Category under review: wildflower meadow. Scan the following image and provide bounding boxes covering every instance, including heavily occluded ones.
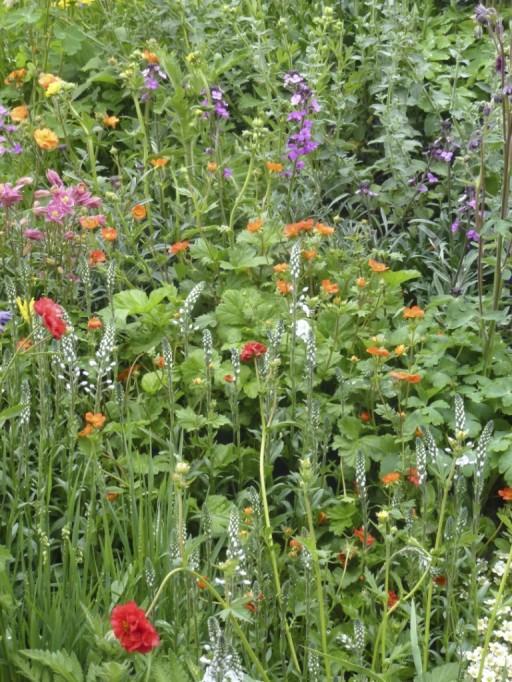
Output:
[3,0,512,680]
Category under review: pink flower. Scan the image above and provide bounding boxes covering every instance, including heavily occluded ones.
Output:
[23,229,44,241]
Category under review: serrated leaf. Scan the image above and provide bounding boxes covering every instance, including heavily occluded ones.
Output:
[21,649,84,682]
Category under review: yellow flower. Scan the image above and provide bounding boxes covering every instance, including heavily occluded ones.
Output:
[34,128,60,151]
[45,81,64,97]
[16,297,34,323]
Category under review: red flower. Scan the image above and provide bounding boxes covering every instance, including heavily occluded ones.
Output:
[240,341,267,362]
[34,297,67,340]
[387,590,399,608]
[110,602,160,654]
[353,526,375,547]
[407,467,420,486]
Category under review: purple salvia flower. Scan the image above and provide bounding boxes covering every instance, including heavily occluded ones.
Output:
[0,311,12,332]
[467,229,480,242]
[426,172,438,184]
[451,220,460,233]
[223,167,233,178]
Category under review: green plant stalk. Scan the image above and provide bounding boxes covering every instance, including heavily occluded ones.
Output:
[228,154,255,245]
[303,484,331,681]
[380,530,391,671]
[476,539,512,682]
[422,461,457,670]
[132,95,151,209]
[146,568,271,682]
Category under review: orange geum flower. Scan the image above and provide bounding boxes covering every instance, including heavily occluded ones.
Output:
[367,346,390,358]
[394,344,406,356]
[498,488,512,502]
[368,258,389,272]
[16,338,33,352]
[78,424,95,437]
[266,161,283,173]
[321,279,339,295]
[354,527,375,546]
[87,317,103,330]
[101,227,118,241]
[38,73,61,90]
[356,277,367,288]
[389,370,422,384]
[103,114,120,129]
[150,157,169,168]
[207,161,218,172]
[168,240,190,255]
[131,204,147,221]
[381,471,401,486]
[315,222,335,236]
[359,410,371,423]
[10,104,29,122]
[276,280,293,295]
[246,218,263,233]
[403,305,425,319]
[4,68,27,86]
[88,249,107,266]
[273,262,288,273]
[80,215,102,230]
[142,49,160,64]
[154,355,166,369]
[33,128,59,151]
[302,249,317,261]
[85,412,106,429]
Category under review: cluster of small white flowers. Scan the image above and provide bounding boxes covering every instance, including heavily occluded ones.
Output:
[465,605,512,680]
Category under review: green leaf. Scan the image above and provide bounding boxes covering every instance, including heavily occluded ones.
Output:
[327,499,357,536]
[21,649,84,682]
[203,495,233,534]
[380,269,421,287]
[410,601,423,677]
[175,407,208,432]
[141,371,165,394]
[0,546,13,572]
[0,404,22,426]
[414,663,460,681]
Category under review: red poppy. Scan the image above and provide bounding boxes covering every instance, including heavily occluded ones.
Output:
[110,602,159,654]
[34,297,67,340]
[240,341,267,362]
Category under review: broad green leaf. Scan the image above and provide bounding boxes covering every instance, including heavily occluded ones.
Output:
[380,269,420,286]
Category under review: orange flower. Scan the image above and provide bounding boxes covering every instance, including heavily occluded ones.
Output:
[403,305,425,319]
[80,215,102,230]
[315,222,335,236]
[10,104,29,122]
[207,161,218,172]
[368,258,388,272]
[321,279,339,295]
[153,355,166,369]
[150,157,169,168]
[103,114,120,129]
[246,218,263,233]
[87,317,103,330]
[498,488,512,502]
[394,344,406,356]
[276,280,293,295]
[317,511,328,526]
[117,364,141,382]
[367,346,390,358]
[273,262,288,273]
[4,68,27,86]
[38,73,61,90]
[356,277,367,288]
[283,219,314,238]
[389,370,422,384]
[88,249,107,266]
[302,249,317,261]
[289,538,302,552]
[78,424,95,437]
[434,575,447,587]
[381,471,401,486]
[33,128,59,151]
[359,410,371,423]
[196,576,208,590]
[16,338,33,352]
[407,467,420,486]
[85,412,106,429]
[101,227,118,242]
[106,491,119,502]
[168,240,190,255]
[266,161,283,173]
[224,374,235,383]
[142,49,160,64]
[354,527,375,547]
[131,204,147,221]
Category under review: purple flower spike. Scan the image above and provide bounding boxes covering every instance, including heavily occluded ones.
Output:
[0,311,12,332]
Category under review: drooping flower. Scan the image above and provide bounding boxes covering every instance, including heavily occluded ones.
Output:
[110,602,160,654]
[353,527,375,547]
[0,311,12,333]
[403,305,424,319]
[498,488,512,502]
[387,591,399,608]
[240,341,267,362]
[33,128,59,151]
[168,240,190,255]
[87,317,103,330]
[368,258,388,273]
[381,472,401,486]
[131,204,147,221]
[389,370,422,384]
[33,297,67,340]
[367,346,390,358]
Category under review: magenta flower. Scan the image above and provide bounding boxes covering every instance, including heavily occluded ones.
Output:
[24,229,45,241]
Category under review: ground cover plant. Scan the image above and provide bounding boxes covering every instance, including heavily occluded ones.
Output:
[3,0,512,680]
